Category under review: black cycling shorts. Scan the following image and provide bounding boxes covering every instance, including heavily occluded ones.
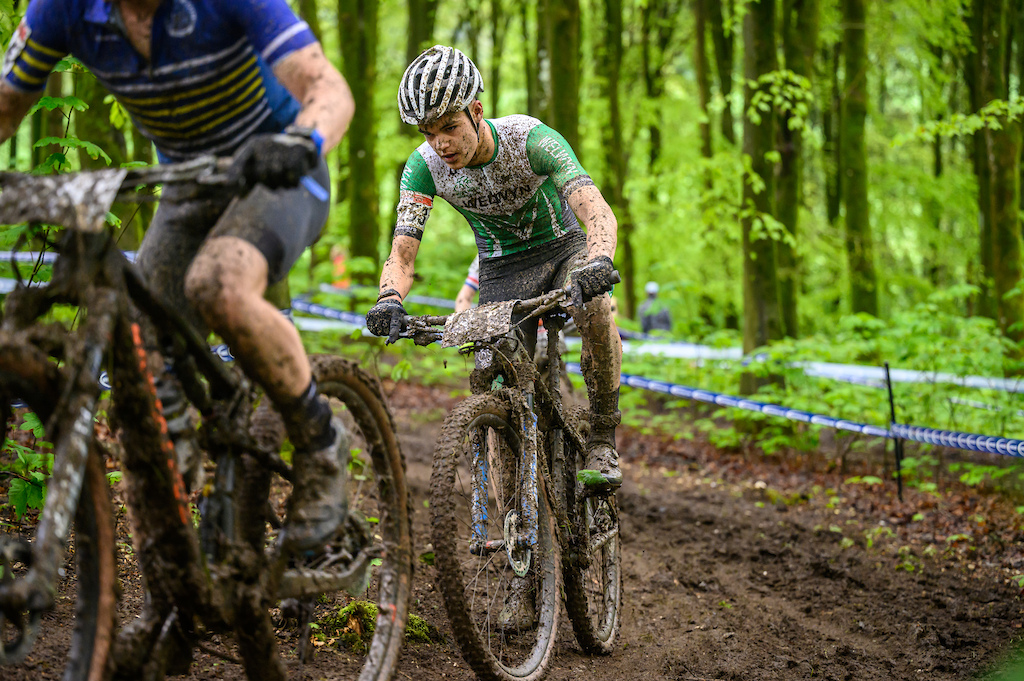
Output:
[478,230,587,353]
[135,157,331,326]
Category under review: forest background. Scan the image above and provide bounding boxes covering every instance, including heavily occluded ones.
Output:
[4,0,1024,498]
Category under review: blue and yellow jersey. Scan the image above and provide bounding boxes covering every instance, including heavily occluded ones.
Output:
[2,0,316,161]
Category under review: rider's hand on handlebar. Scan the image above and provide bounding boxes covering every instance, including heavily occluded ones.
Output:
[231,130,319,189]
[366,296,407,344]
[569,255,619,308]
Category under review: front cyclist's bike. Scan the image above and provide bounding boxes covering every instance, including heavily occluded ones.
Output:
[401,287,622,681]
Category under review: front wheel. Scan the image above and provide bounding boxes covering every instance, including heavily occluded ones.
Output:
[0,342,117,681]
[560,406,621,655]
[430,393,560,681]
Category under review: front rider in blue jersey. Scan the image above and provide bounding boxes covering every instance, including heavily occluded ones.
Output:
[0,0,354,554]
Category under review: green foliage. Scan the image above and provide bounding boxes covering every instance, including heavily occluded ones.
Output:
[1,412,53,520]
[746,69,814,130]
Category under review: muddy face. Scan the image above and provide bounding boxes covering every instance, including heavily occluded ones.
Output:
[417,104,489,169]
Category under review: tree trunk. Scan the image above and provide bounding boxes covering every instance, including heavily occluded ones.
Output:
[822,43,842,225]
[741,0,782,393]
[297,0,324,41]
[777,0,819,337]
[600,0,637,319]
[708,0,735,145]
[339,0,380,278]
[841,0,878,316]
[490,0,510,114]
[694,0,713,168]
[641,0,680,173]
[522,0,540,117]
[968,0,1023,340]
[545,0,580,154]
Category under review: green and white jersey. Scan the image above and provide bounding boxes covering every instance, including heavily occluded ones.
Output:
[395,114,594,259]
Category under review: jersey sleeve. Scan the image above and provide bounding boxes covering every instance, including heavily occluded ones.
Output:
[2,3,69,93]
[223,0,317,67]
[525,124,594,197]
[395,149,437,241]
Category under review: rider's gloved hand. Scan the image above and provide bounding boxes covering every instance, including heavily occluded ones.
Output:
[232,126,321,189]
[366,290,407,344]
[569,255,618,308]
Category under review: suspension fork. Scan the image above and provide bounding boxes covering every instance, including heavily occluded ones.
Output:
[0,288,117,661]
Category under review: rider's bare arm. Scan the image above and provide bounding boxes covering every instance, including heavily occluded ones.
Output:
[379,235,420,301]
[568,184,618,262]
[0,81,42,145]
[274,43,353,154]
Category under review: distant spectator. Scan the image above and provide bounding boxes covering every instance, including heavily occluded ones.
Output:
[638,281,672,334]
[455,255,480,312]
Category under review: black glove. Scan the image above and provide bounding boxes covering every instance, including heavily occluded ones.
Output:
[232,129,319,189]
[569,255,618,308]
[366,297,407,344]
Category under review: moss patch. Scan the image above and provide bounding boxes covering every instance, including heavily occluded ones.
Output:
[317,601,440,651]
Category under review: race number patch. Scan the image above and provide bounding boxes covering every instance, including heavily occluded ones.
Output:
[2,19,31,79]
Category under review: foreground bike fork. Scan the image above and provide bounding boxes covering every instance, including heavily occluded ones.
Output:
[0,290,117,664]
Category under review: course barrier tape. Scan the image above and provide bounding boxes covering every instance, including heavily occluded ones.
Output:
[3,271,1022,393]
[567,361,1024,458]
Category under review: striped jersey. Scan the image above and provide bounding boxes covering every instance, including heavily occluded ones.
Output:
[2,0,316,161]
[396,114,593,259]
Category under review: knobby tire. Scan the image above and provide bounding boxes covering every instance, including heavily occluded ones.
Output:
[559,406,621,655]
[309,354,413,681]
[430,393,560,681]
[0,341,117,681]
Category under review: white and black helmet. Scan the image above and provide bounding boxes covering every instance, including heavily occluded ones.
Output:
[398,45,484,125]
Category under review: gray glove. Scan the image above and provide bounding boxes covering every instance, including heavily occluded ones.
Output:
[366,296,407,344]
[232,131,319,189]
[569,255,618,308]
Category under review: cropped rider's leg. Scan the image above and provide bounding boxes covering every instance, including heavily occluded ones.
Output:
[183,166,344,552]
[135,187,231,493]
[571,291,623,492]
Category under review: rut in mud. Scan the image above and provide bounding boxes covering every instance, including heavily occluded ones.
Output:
[5,380,1024,681]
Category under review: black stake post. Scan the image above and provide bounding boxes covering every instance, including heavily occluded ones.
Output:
[884,362,904,502]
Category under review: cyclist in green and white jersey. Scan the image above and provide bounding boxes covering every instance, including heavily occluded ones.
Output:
[366,45,623,494]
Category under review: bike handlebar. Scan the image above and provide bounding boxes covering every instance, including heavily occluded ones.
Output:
[398,267,621,346]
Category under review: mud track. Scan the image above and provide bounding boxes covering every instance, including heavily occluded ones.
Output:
[6,381,1024,680]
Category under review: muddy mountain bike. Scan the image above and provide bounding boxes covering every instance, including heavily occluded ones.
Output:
[401,286,622,681]
[0,157,413,681]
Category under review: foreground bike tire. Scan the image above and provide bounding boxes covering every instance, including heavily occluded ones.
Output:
[0,342,118,681]
[310,355,414,681]
[560,406,621,655]
[430,393,560,681]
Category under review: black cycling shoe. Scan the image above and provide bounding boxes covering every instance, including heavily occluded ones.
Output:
[282,415,349,552]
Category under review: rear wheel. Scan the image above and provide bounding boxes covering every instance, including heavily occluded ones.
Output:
[311,354,413,681]
[560,406,621,654]
[430,393,560,681]
[0,342,117,681]
[239,356,413,681]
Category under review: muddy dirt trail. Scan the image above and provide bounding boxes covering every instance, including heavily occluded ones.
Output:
[7,382,1024,681]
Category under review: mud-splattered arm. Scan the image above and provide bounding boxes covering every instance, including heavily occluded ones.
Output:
[274,43,353,154]
[568,184,617,262]
[378,236,421,302]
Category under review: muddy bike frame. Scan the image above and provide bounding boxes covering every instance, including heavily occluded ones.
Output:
[0,159,401,679]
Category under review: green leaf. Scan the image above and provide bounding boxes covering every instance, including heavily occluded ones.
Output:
[105,212,122,227]
[33,136,111,164]
[8,478,28,519]
[27,95,88,116]
[21,411,45,439]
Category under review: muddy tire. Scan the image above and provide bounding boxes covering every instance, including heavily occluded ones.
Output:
[430,393,560,681]
[310,354,414,681]
[561,405,621,655]
[0,342,117,681]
